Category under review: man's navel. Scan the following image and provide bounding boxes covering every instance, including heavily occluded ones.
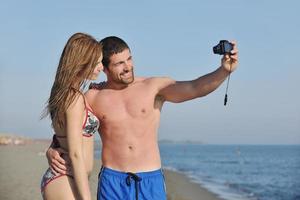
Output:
[128,145,134,150]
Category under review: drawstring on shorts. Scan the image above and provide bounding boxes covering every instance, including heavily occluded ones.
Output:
[126,172,142,200]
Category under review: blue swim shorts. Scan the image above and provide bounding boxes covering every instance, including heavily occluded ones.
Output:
[97,166,167,200]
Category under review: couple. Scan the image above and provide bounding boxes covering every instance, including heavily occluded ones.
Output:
[41,32,239,200]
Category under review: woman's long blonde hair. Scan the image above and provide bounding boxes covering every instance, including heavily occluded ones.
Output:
[44,32,102,128]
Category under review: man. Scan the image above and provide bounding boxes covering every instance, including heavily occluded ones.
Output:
[48,36,238,200]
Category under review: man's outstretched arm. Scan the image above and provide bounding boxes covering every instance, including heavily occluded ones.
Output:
[158,41,238,103]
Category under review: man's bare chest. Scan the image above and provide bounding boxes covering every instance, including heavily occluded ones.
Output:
[93,89,158,123]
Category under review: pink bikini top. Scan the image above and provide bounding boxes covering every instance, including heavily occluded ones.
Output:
[55,108,99,139]
[81,108,100,137]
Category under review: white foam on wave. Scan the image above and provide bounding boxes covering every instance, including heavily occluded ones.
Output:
[163,166,179,172]
[164,165,256,200]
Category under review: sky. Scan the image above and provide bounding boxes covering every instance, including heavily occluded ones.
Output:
[0,0,299,144]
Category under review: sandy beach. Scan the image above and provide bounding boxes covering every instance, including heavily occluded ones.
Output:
[0,140,223,200]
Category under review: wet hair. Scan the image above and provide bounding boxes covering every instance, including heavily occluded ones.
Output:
[99,36,130,69]
[43,32,102,128]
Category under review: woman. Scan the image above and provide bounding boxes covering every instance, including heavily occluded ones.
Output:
[41,32,103,200]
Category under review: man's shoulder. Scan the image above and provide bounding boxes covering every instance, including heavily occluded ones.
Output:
[137,76,172,83]
[142,76,174,86]
[137,76,175,94]
[85,82,106,97]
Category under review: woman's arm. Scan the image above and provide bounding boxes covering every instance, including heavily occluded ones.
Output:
[66,94,91,200]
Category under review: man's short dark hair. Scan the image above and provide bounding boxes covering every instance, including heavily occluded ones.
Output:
[99,36,130,69]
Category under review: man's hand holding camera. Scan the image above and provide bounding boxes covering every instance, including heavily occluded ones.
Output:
[222,41,238,73]
[213,40,239,73]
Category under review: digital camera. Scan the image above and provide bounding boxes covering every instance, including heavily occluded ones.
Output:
[213,40,233,55]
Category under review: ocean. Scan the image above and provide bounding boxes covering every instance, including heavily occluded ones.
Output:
[159,144,300,200]
[94,144,300,200]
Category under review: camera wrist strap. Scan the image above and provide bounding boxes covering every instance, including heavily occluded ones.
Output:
[224,65,232,106]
